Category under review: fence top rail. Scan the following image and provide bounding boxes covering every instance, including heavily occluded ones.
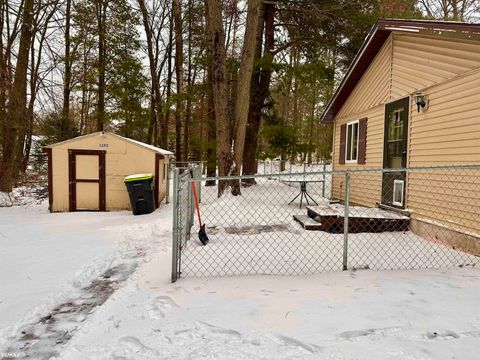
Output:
[192,164,480,182]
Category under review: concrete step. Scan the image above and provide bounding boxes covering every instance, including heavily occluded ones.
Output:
[293,214,323,231]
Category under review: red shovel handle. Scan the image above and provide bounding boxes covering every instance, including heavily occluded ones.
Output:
[191,181,202,226]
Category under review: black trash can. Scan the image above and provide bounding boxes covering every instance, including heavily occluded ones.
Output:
[124,173,156,215]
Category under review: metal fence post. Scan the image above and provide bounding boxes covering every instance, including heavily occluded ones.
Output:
[188,167,194,239]
[166,164,170,204]
[322,161,326,197]
[171,168,180,282]
[343,172,350,271]
[196,165,202,203]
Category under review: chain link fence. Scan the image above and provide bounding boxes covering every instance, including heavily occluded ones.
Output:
[171,165,480,281]
[258,159,330,176]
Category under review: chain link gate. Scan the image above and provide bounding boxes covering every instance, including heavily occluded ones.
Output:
[172,165,480,282]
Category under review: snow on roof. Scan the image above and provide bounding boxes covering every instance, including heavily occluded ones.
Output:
[117,134,174,156]
[45,131,173,156]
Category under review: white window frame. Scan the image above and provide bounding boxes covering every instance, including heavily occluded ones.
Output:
[393,179,404,206]
[345,120,360,164]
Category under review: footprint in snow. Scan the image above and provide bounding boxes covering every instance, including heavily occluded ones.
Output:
[153,295,178,309]
[117,336,151,354]
[425,330,460,340]
[148,296,178,319]
[195,321,242,339]
[338,326,402,340]
[271,334,322,354]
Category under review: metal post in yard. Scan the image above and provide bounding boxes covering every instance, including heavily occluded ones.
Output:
[303,162,306,173]
[322,162,326,197]
[343,172,350,271]
[166,165,170,204]
[171,168,180,282]
[196,165,202,203]
[188,168,194,239]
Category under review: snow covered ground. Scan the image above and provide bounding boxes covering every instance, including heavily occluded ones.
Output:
[0,202,172,359]
[60,266,480,360]
[181,178,478,277]
[1,187,480,359]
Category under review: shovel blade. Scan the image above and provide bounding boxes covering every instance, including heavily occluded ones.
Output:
[198,224,209,245]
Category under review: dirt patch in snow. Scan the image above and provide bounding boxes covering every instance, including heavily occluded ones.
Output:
[223,224,300,235]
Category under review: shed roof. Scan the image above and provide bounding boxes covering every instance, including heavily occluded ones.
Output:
[320,18,480,124]
[45,131,174,156]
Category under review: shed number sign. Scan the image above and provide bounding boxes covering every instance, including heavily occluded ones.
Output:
[99,143,109,148]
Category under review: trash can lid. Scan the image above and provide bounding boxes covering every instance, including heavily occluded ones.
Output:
[124,173,154,183]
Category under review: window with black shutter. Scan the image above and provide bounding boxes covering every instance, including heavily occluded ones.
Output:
[339,118,367,165]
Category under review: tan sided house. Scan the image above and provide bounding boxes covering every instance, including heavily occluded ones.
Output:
[321,19,480,253]
[44,132,173,212]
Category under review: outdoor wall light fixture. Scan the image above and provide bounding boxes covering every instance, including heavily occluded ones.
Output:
[414,91,428,112]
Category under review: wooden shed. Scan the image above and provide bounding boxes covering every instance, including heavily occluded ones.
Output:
[321,19,480,253]
[43,132,173,212]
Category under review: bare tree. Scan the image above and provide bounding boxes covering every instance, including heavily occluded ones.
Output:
[230,0,262,195]
[0,0,23,153]
[61,0,73,140]
[172,0,184,161]
[1,0,35,192]
[205,0,230,196]
[95,0,109,131]
[418,0,480,21]
[242,3,275,184]
[137,0,170,146]
[21,0,61,172]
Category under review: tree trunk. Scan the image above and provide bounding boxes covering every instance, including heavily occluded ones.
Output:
[183,0,193,161]
[0,0,8,149]
[138,0,164,146]
[206,0,230,196]
[61,0,72,140]
[172,0,184,162]
[162,33,173,149]
[230,0,262,195]
[0,0,35,192]
[241,3,275,186]
[163,19,174,148]
[96,0,108,132]
[204,0,216,186]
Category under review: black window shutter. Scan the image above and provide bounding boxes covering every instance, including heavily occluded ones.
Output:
[339,124,346,165]
[357,118,368,164]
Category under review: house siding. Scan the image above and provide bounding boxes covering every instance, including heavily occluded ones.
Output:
[337,35,392,118]
[332,31,480,217]
[332,35,392,207]
[331,104,385,207]
[406,68,480,235]
[391,33,480,99]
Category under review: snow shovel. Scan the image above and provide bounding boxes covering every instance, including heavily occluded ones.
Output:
[190,175,209,246]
